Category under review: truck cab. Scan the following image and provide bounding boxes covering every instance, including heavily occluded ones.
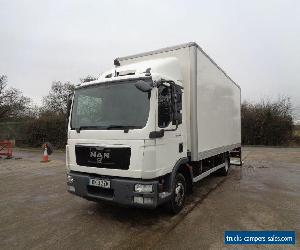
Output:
[66,57,189,212]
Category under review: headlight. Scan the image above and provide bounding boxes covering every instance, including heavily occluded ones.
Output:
[134,184,153,193]
[67,174,74,185]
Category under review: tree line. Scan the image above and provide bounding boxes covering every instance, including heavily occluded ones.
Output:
[241,98,295,146]
[0,75,96,148]
[0,74,298,148]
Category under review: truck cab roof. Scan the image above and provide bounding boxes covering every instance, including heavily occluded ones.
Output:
[78,57,183,89]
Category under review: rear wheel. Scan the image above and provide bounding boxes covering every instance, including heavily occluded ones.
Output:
[166,173,186,214]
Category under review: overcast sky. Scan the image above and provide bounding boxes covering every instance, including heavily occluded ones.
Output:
[1,0,300,118]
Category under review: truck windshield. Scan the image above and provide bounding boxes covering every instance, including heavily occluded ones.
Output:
[71,80,151,130]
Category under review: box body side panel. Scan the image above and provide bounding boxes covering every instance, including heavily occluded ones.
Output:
[196,49,241,156]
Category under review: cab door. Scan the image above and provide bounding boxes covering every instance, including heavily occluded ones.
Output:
[154,83,186,174]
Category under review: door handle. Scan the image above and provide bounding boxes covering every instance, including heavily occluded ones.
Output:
[179,143,183,153]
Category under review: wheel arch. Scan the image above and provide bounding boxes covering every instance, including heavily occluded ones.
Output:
[170,157,193,194]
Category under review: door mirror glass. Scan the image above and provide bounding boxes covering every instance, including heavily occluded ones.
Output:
[158,85,172,128]
[158,83,183,128]
[66,93,73,127]
[171,84,183,125]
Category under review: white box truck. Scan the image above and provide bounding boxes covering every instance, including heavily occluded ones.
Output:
[66,42,241,213]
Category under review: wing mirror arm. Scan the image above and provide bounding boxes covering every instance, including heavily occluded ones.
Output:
[164,120,179,132]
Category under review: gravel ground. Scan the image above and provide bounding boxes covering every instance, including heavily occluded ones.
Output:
[0,147,299,249]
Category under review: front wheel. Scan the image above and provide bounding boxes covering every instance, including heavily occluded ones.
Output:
[166,173,186,214]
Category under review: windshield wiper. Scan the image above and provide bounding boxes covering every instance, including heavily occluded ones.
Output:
[106,125,142,133]
[75,126,106,133]
[75,125,142,133]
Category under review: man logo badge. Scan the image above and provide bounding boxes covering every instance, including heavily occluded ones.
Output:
[90,151,110,164]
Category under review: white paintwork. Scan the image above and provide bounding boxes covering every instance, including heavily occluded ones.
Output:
[81,57,183,88]
[196,49,241,160]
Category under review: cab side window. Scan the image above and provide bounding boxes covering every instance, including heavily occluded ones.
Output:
[158,85,172,128]
[172,85,183,125]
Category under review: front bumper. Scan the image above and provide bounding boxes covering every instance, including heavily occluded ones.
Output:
[67,171,171,208]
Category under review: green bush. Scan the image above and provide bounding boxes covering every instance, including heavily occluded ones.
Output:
[25,114,67,149]
[242,98,293,145]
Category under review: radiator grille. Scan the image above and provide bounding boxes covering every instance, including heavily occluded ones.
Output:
[75,145,131,170]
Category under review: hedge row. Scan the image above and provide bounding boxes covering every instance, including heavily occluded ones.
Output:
[0,99,298,148]
[0,115,67,149]
[241,99,294,146]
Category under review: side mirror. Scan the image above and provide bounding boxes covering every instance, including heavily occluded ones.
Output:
[135,80,153,92]
[171,84,182,125]
[66,94,73,127]
[173,113,182,125]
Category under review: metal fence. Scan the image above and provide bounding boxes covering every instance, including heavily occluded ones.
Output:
[0,118,67,149]
[0,121,30,143]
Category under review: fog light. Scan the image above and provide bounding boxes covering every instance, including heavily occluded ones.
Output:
[67,174,74,185]
[143,197,153,204]
[134,184,153,193]
[133,196,144,204]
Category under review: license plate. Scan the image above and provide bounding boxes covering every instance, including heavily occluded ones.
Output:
[89,178,111,189]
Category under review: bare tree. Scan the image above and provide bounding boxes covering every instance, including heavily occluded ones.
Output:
[242,97,293,145]
[0,75,31,121]
[42,81,75,115]
[80,75,98,83]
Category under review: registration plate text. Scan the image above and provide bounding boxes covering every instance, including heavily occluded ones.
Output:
[89,178,111,189]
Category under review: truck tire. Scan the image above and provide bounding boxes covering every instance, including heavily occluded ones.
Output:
[218,157,230,176]
[166,173,186,214]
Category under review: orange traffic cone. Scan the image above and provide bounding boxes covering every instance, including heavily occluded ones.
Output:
[41,145,50,163]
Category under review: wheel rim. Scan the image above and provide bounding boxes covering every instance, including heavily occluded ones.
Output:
[174,182,185,206]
